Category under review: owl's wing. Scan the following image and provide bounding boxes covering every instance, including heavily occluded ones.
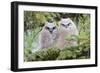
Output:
[40,31,52,49]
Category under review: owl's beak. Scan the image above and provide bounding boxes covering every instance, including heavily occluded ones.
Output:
[49,30,53,34]
[49,29,53,34]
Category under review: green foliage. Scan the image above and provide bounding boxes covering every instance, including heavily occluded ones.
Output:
[25,48,60,61]
[24,27,42,49]
[24,11,90,61]
[65,35,78,41]
[24,11,60,31]
[25,43,89,61]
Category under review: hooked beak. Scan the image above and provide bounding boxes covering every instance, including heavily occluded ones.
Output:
[49,29,53,34]
[49,30,53,34]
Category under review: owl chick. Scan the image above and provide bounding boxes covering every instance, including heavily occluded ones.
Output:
[39,22,59,49]
[56,18,79,49]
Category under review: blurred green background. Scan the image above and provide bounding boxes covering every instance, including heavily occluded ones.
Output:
[24,11,90,62]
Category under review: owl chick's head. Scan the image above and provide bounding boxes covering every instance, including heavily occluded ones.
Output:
[60,18,73,28]
[44,22,57,34]
[59,18,77,30]
[59,18,78,35]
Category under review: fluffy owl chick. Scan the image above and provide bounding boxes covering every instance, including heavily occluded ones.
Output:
[40,22,59,49]
[56,18,79,49]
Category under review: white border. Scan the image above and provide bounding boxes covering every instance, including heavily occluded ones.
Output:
[18,5,96,68]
